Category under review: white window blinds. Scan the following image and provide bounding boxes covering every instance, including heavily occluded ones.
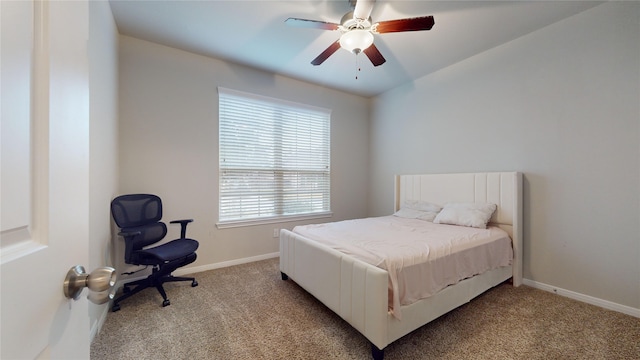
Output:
[218,87,331,225]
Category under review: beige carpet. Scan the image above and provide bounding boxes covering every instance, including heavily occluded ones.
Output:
[91,258,639,360]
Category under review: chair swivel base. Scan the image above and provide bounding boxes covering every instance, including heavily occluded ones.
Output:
[111,274,198,312]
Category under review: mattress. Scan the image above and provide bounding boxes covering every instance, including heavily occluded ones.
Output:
[292,216,513,319]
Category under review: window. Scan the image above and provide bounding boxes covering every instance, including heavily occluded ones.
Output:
[218,87,331,227]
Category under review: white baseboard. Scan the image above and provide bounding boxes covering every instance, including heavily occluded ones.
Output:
[522,279,640,318]
[90,303,111,343]
[113,252,280,290]
[174,252,279,276]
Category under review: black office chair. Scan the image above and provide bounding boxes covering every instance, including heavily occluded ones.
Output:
[110,194,199,312]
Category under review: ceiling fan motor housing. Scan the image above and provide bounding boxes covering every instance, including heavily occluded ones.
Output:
[341,11,372,30]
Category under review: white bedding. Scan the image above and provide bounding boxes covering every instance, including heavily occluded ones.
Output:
[293,216,513,319]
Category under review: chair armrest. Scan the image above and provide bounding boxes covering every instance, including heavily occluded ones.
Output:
[117,230,142,264]
[170,219,193,239]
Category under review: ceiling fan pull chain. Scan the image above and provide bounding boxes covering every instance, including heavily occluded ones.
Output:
[355,54,361,80]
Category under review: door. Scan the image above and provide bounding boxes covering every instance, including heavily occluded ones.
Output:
[1,0,91,358]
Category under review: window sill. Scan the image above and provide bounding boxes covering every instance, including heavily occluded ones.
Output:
[216,211,333,230]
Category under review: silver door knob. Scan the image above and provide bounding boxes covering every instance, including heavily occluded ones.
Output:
[63,265,117,304]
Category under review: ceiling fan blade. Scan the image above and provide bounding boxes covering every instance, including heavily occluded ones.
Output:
[363,43,386,67]
[353,0,375,21]
[311,40,341,66]
[374,16,435,34]
[285,17,340,31]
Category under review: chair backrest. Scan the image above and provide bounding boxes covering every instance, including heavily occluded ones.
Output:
[111,194,168,261]
[111,194,163,228]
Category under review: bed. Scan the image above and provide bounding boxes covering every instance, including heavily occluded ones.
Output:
[279,172,523,360]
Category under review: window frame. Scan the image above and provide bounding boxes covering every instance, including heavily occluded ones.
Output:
[216,87,332,229]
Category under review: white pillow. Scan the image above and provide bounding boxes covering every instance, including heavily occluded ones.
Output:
[403,200,441,213]
[433,202,497,229]
[394,200,442,222]
[394,208,426,218]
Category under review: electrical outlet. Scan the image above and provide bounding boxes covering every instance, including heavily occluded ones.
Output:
[273,228,279,238]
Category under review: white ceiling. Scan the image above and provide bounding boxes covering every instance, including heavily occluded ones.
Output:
[108,0,603,97]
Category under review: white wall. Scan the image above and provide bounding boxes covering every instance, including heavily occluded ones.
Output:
[88,0,119,339]
[369,2,639,311]
[117,36,370,274]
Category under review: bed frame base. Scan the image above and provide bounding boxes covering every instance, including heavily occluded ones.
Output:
[371,344,384,360]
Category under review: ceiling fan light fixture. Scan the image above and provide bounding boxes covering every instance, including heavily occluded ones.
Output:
[339,29,374,54]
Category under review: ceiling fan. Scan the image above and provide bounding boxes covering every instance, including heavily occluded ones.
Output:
[285,0,435,67]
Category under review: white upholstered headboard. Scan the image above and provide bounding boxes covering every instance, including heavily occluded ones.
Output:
[394,172,523,286]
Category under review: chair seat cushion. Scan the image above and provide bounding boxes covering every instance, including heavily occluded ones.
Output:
[135,239,199,264]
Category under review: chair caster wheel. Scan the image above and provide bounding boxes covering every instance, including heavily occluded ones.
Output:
[192,280,198,287]
[112,304,121,312]
[162,299,170,307]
